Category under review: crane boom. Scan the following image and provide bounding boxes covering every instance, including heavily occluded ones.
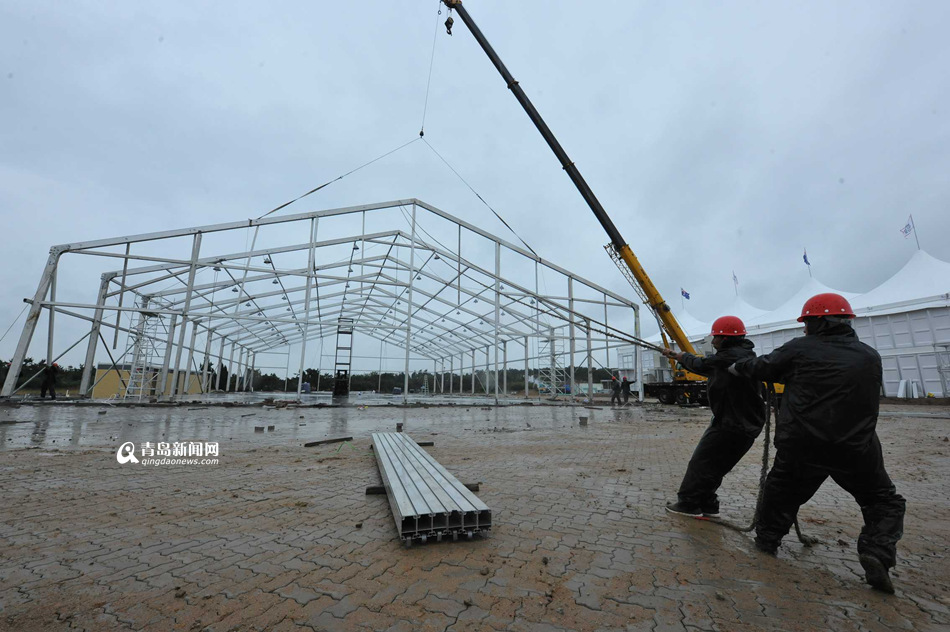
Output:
[441,0,697,358]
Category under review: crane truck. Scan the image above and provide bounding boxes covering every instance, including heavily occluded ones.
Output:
[440,0,708,405]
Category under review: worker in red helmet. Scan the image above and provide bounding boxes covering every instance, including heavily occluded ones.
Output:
[729,293,905,594]
[610,376,622,406]
[661,315,766,519]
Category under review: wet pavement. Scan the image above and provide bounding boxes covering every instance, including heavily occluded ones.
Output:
[0,401,947,631]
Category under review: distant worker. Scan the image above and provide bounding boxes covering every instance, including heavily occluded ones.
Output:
[729,293,905,593]
[621,376,631,404]
[662,316,765,519]
[40,362,60,400]
[610,376,622,406]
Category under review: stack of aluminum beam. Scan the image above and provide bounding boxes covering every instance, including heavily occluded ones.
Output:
[372,432,491,544]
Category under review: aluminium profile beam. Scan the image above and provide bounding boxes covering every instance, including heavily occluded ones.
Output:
[372,432,490,544]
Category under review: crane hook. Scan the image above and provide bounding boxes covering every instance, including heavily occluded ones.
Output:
[444,15,454,35]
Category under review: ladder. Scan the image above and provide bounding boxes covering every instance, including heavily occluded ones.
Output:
[125,299,162,400]
[332,317,354,397]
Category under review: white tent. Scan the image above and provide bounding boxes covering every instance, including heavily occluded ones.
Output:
[632,250,950,397]
[746,277,859,335]
[743,251,950,396]
[644,308,710,344]
[851,250,950,316]
[720,294,769,325]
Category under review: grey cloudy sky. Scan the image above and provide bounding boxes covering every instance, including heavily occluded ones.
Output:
[2,0,949,369]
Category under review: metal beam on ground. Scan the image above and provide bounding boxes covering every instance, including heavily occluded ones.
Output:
[372,432,490,544]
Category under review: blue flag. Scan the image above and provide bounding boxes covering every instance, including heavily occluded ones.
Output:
[681,288,690,300]
[803,249,810,266]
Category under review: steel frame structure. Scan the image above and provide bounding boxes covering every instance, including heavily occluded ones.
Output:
[1,199,641,403]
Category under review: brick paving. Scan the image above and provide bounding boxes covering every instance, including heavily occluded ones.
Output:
[0,401,948,631]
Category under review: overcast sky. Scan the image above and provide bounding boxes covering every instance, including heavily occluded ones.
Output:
[2,0,949,371]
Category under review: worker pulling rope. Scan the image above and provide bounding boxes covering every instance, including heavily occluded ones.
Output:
[697,385,817,546]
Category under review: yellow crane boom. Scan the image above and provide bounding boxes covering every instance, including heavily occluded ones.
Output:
[440,1,706,401]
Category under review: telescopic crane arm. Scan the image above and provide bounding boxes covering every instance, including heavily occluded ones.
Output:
[440,0,697,357]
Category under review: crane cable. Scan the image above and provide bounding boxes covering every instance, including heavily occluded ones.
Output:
[419,0,443,137]
[418,2,540,259]
[254,137,421,221]
[0,304,30,345]
[422,138,539,257]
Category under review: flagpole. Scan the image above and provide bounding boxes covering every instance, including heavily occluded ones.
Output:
[911,214,920,250]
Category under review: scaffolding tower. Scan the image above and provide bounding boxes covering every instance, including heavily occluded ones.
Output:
[125,299,162,400]
[539,326,568,398]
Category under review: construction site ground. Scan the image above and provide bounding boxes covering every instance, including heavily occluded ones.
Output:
[0,400,947,631]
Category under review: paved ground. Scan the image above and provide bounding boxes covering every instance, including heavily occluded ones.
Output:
[0,400,947,631]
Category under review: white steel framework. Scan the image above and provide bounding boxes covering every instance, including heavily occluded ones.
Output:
[1,199,641,403]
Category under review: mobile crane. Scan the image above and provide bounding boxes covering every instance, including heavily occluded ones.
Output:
[441,0,707,405]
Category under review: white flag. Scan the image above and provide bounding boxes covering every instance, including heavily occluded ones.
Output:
[900,216,914,238]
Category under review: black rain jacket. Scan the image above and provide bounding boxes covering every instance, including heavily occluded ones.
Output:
[732,321,882,449]
[675,338,765,437]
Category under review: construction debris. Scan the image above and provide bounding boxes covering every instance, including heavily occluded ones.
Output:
[304,436,353,447]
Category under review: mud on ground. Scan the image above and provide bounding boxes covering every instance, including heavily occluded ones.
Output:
[0,401,947,631]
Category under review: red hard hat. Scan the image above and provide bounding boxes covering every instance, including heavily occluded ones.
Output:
[710,315,746,336]
[798,293,855,322]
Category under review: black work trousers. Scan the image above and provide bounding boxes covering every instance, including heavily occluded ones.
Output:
[677,423,756,512]
[757,434,905,567]
[611,391,621,405]
[40,383,56,399]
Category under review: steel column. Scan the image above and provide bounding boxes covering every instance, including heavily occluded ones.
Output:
[298,218,318,395]
[183,319,199,396]
[170,233,202,396]
[493,242,500,403]
[568,277,575,400]
[46,265,57,365]
[226,343,236,392]
[524,336,529,398]
[586,320,593,401]
[112,243,131,350]
[635,307,644,402]
[234,346,244,393]
[2,249,60,397]
[403,203,417,404]
[79,274,113,396]
[215,336,225,391]
[201,330,213,392]
[158,314,179,396]
[502,340,507,396]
